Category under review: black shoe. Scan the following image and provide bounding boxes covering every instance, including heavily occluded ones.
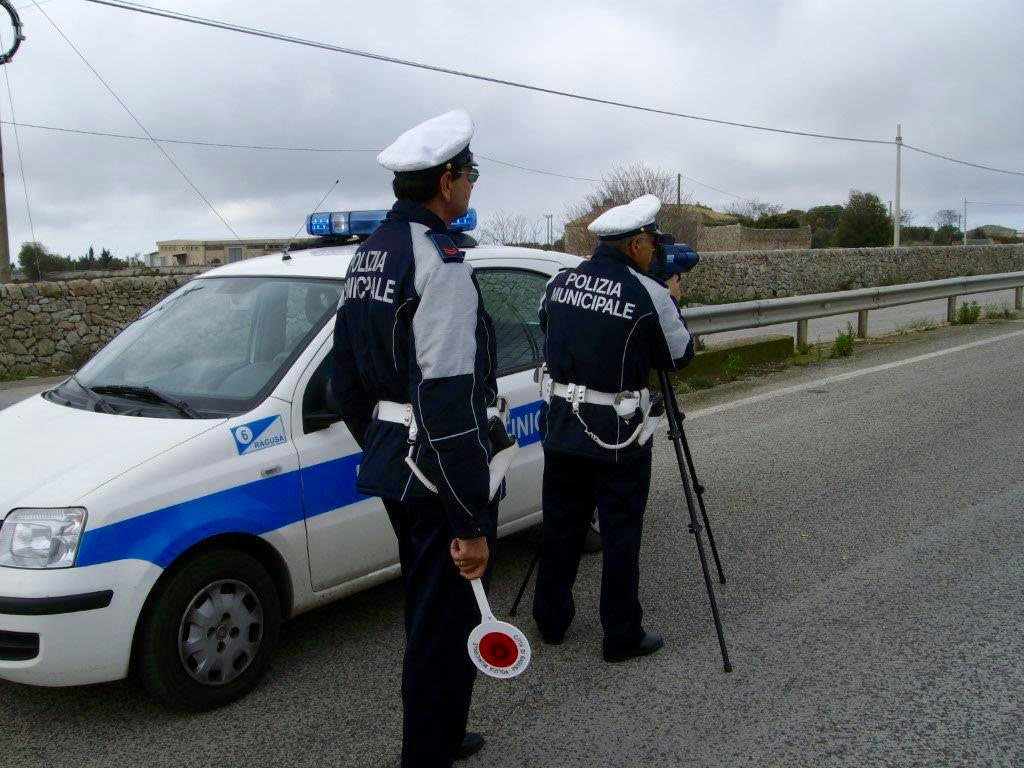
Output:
[456,732,485,760]
[539,630,565,645]
[603,632,664,663]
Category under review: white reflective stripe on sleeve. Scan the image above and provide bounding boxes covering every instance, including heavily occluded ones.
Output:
[410,222,479,378]
[637,271,691,361]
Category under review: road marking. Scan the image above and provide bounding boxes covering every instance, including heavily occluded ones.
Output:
[687,327,1024,421]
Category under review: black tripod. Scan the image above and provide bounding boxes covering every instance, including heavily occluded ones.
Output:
[508,370,732,672]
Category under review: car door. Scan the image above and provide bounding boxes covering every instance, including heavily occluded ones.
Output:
[290,331,399,592]
[474,265,552,525]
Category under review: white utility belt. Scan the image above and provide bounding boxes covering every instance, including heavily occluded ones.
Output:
[539,372,662,451]
[374,398,515,501]
[374,400,507,437]
[541,378,651,419]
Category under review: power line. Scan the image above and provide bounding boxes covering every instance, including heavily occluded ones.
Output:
[904,143,1024,179]
[965,201,1024,208]
[86,1,1024,183]
[31,0,244,241]
[0,118,610,184]
[474,153,599,183]
[84,0,894,147]
[0,118,379,151]
[680,173,749,201]
[1,117,768,207]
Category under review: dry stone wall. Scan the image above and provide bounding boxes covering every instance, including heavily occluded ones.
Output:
[683,244,1024,304]
[2,244,1023,376]
[0,274,193,377]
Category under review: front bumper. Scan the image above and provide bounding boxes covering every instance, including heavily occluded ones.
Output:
[0,559,162,686]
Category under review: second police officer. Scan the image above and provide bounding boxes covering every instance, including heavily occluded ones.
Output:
[332,109,500,767]
[532,194,694,662]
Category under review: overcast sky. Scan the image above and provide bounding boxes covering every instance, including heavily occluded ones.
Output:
[2,0,1023,258]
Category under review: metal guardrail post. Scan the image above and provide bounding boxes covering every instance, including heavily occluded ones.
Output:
[796,319,808,349]
[1016,287,1023,311]
[857,310,868,339]
[947,296,957,324]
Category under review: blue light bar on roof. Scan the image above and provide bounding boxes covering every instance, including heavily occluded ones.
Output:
[450,208,477,233]
[306,209,388,237]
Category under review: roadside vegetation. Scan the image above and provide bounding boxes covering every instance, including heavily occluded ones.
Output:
[673,301,1020,395]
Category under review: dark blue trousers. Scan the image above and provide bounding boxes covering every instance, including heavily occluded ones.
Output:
[532,448,652,655]
[383,497,499,768]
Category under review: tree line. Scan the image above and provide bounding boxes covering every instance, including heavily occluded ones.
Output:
[16,242,142,279]
[479,164,1018,251]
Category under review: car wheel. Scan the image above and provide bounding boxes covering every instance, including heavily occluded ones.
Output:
[583,512,602,553]
[136,548,281,711]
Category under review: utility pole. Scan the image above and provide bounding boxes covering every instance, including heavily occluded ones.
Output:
[0,1,24,285]
[544,214,553,248]
[893,123,902,248]
[677,173,681,206]
[0,124,10,283]
[963,198,968,245]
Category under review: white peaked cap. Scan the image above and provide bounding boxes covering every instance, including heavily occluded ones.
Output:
[587,194,663,238]
[377,109,475,172]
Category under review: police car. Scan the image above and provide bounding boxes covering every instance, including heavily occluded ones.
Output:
[0,208,580,710]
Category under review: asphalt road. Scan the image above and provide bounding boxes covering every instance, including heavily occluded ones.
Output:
[3,321,1024,767]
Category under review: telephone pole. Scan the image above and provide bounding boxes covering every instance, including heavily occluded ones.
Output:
[0,123,10,283]
[0,0,25,284]
[893,123,902,248]
[544,214,553,247]
[677,173,681,206]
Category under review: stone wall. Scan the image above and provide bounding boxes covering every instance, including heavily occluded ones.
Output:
[0,275,193,377]
[697,224,812,252]
[683,244,1024,304]
[2,244,1023,376]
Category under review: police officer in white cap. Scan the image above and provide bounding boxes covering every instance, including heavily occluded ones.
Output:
[532,194,693,662]
[333,109,499,766]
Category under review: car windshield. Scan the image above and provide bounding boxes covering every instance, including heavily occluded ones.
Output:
[65,276,343,417]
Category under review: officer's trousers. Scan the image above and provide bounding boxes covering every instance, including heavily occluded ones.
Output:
[383,496,498,768]
[532,448,652,654]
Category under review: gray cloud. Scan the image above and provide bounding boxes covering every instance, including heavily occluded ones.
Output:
[1,0,1022,259]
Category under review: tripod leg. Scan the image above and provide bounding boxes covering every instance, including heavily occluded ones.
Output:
[676,412,727,584]
[509,544,541,617]
[659,370,732,673]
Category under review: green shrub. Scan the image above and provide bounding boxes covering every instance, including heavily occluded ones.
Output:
[982,302,1015,320]
[831,323,855,357]
[954,301,981,325]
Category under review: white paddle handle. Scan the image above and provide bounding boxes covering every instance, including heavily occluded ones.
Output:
[471,579,495,622]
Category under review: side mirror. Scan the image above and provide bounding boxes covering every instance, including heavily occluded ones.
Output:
[304,410,343,434]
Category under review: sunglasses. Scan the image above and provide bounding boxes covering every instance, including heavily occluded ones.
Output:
[454,166,480,184]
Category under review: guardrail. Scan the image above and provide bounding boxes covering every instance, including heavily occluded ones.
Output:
[681,271,1024,346]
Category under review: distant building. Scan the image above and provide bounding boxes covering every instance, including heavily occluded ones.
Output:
[153,237,319,267]
[562,203,811,256]
[976,224,1017,239]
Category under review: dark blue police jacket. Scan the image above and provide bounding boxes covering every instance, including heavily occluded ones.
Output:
[540,243,694,464]
[332,201,498,539]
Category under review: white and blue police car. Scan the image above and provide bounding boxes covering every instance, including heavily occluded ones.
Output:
[0,208,580,709]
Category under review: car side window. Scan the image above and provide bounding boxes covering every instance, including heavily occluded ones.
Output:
[475,269,549,376]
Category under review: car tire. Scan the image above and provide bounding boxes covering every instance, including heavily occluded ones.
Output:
[583,513,603,553]
[136,548,281,711]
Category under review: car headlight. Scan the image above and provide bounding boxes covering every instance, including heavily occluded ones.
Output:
[0,508,87,569]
